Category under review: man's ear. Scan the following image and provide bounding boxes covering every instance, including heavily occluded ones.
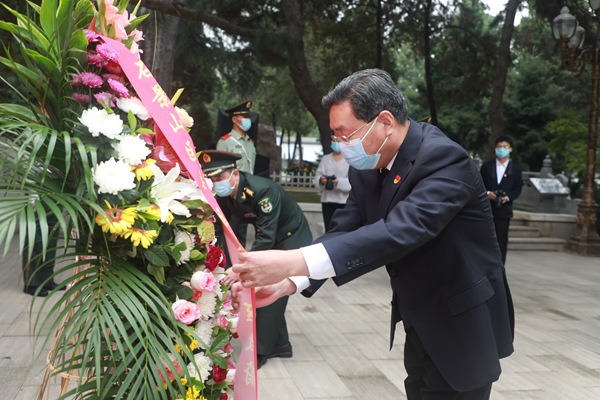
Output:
[378,110,396,136]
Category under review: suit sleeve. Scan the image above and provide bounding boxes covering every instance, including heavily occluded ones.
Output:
[506,163,522,202]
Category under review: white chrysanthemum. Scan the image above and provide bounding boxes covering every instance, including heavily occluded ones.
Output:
[197,291,217,319]
[113,134,150,166]
[93,157,136,195]
[79,107,123,139]
[178,176,207,202]
[174,230,194,264]
[195,320,214,349]
[174,106,194,128]
[187,353,212,382]
[116,97,150,120]
[150,164,197,222]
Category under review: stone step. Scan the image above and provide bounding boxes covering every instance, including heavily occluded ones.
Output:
[508,237,566,251]
[509,225,540,238]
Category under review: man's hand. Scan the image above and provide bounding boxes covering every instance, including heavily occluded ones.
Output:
[231,249,309,288]
[231,279,297,312]
[221,268,238,287]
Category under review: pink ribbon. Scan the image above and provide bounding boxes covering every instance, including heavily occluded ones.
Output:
[102,36,258,399]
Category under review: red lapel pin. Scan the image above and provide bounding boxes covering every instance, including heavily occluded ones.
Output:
[394,175,401,184]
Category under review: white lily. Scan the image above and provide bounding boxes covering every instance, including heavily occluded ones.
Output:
[150,164,197,222]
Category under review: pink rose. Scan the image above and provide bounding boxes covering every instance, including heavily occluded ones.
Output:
[215,314,229,329]
[190,271,217,292]
[171,299,200,325]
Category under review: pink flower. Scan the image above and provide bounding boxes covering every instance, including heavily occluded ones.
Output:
[73,72,103,88]
[103,73,126,84]
[84,29,100,43]
[215,314,229,329]
[87,52,107,68]
[190,271,217,292]
[222,342,233,353]
[147,128,188,175]
[94,92,115,107]
[72,93,90,104]
[172,299,201,325]
[158,357,182,383]
[222,294,233,310]
[96,42,118,62]
[107,78,129,97]
[111,12,130,41]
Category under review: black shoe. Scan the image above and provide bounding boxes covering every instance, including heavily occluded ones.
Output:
[268,343,293,359]
[23,286,49,297]
[44,281,65,291]
[257,354,268,369]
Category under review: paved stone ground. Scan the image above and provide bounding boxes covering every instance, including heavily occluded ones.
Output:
[1,244,600,399]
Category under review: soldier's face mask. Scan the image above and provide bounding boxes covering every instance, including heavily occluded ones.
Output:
[213,171,235,197]
[240,117,251,132]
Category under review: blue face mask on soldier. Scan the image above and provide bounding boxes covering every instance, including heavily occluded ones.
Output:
[339,118,388,170]
[240,117,252,132]
[213,173,235,197]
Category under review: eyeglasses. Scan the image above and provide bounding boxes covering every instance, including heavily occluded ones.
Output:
[330,116,377,144]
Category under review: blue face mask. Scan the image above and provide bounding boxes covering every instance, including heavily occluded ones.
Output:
[495,147,510,159]
[330,141,341,153]
[213,173,235,197]
[339,118,388,170]
[240,117,251,132]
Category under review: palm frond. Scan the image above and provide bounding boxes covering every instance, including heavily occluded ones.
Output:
[32,254,192,400]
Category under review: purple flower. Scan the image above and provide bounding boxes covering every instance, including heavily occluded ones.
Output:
[94,92,115,107]
[87,53,106,68]
[96,42,118,62]
[72,92,90,104]
[84,29,100,43]
[107,78,130,98]
[75,72,103,88]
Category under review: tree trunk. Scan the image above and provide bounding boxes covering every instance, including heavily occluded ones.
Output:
[280,0,331,155]
[140,5,184,96]
[423,0,438,126]
[488,0,521,156]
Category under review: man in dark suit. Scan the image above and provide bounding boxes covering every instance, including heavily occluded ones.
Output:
[231,69,514,399]
[480,136,523,264]
[199,150,313,369]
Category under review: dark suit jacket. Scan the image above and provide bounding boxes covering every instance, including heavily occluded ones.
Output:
[480,159,523,219]
[302,120,514,392]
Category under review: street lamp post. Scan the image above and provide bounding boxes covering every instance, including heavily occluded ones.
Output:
[553,3,600,255]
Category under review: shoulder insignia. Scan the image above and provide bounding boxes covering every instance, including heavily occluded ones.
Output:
[220,133,232,140]
[258,197,273,214]
[244,187,254,197]
[241,191,246,200]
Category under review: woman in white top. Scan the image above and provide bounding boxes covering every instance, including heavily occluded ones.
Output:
[315,142,351,231]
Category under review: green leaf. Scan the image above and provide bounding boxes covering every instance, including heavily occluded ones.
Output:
[40,0,59,39]
[144,245,170,267]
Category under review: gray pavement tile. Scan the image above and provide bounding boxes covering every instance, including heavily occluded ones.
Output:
[283,361,353,398]
[258,378,304,400]
[298,321,352,347]
[0,368,26,400]
[317,344,379,378]
[341,375,405,398]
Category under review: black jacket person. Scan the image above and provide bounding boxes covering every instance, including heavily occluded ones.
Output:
[199,150,312,368]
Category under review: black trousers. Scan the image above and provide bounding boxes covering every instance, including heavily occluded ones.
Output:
[22,216,58,289]
[493,218,510,264]
[321,202,345,232]
[404,327,492,400]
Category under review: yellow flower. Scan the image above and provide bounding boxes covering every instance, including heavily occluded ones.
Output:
[189,339,198,351]
[134,158,157,180]
[175,343,183,355]
[185,386,202,400]
[95,203,137,235]
[142,203,173,223]
[122,227,158,248]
